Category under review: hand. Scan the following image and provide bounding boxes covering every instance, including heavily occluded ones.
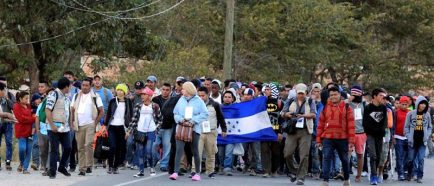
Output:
[277,133,283,142]
[349,143,355,152]
[125,132,130,140]
[51,125,58,133]
[315,143,322,149]
[221,132,227,138]
[6,113,15,120]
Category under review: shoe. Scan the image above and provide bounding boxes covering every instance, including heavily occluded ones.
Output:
[370,175,378,185]
[343,180,350,186]
[107,167,113,174]
[377,176,383,183]
[321,181,329,186]
[134,172,144,178]
[6,160,12,171]
[406,174,412,181]
[223,168,232,176]
[192,174,201,181]
[189,172,196,178]
[150,168,156,176]
[383,173,389,180]
[355,175,361,182]
[179,168,187,173]
[23,170,30,174]
[78,171,85,176]
[313,173,320,180]
[160,167,168,172]
[42,171,49,176]
[262,173,270,178]
[31,164,38,171]
[86,168,92,175]
[169,173,178,180]
[49,174,56,179]
[416,178,422,183]
[249,169,256,176]
[113,168,119,174]
[334,173,344,180]
[69,168,76,173]
[398,175,405,181]
[17,165,23,172]
[296,179,304,185]
[208,172,216,179]
[271,172,278,178]
[289,173,297,182]
[58,168,71,176]
[361,171,368,177]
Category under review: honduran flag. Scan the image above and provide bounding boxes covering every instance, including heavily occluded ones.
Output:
[217,96,277,144]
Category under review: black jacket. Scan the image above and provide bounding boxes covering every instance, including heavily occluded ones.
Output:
[104,97,134,128]
[160,95,181,129]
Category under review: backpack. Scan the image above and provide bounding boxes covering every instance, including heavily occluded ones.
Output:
[38,91,58,123]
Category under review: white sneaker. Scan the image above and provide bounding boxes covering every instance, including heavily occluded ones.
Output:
[150,168,156,176]
[361,171,368,177]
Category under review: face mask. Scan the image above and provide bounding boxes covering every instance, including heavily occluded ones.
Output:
[353,96,362,103]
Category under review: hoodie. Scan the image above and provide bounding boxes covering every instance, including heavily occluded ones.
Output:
[404,96,432,148]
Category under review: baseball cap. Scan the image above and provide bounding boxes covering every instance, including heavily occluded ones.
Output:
[295,83,307,94]
[146,75,157,83]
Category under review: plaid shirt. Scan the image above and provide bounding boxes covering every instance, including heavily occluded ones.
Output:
[127,102,163,133]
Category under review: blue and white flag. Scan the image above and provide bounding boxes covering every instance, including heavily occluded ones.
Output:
[217,96,277,144]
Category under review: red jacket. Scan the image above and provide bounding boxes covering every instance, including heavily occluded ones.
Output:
[395,109,409,137]
[13,103,35,138]
[317,100,355,144]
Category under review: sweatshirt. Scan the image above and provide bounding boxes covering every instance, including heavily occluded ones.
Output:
[13,103,35,138]
[362,103,387,138]
[317,100,355,144]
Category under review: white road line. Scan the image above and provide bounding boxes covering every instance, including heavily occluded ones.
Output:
[113,173,166,186]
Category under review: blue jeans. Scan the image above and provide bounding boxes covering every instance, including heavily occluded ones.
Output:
[65,131,76,169]
[408,145,426,179]
[18,138,33,170]
[126,134,138,166]
[0,122,13,161]
[309,140,320,174]
[32,132,40,166]
[48,131,71,176]
[395,138,409,177]
[218,144,235,169]
[136,131,156,172]
[322,139,350,182]
[242,142,263,171]
[153,129,172,169]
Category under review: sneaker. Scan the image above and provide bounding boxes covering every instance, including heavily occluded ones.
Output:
[113,168,119,174]
[189,172,196,178]
[17,165,23,172]
[321,181,329,186]
[377,176,383,183]
[134,172,144,178]
[208,172,216,179]
[131,165,139,170]
[6,160,12,171]
[249,169,256,176]
[223,168,232,176]
[192,174,201,181]
[334,173,344,180]
[383,173,389,180]
[271,172,278,178]
[23,170,30,174]
[69,168,76,173]
[31,164,38,171]
[169,173,178,180]
[78,171,86,176]
[313,173,320,180]
[361,171,368,177]
[49,174,56,179]
[150,168,156,176]
[179,168,187,173]
[398,175,405,181]
[289,173,297,182]
[416,178,422,183]
[86,168,92,175]
[343,180,350,186]
[370,175,378,185]
[296,179,304,185]
[58,168,71,176]
[42,171,49,176]
[107,167,113,174]
[262,173,270,178]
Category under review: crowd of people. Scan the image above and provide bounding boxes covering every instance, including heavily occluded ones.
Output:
[0,72,433,186]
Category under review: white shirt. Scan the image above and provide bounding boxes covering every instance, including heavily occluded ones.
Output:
[110,102,125,126]
[72,92,103,126]
[210,93,222,104]
[137,104,156,133]
[153,88,161,98]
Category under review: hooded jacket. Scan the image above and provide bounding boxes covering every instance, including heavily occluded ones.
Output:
[404,96,432,147]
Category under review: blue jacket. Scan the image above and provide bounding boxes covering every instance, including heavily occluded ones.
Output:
[404,96,432,147]
[173,95,209,134]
